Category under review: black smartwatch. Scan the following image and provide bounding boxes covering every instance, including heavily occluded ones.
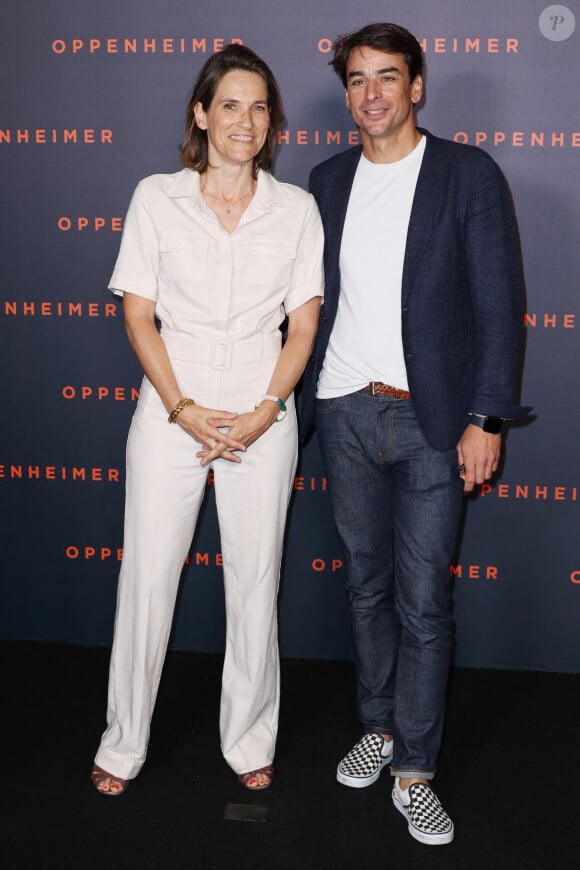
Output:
[468,414,503,434]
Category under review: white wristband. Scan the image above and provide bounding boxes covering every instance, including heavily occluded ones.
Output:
[257,395,287,422]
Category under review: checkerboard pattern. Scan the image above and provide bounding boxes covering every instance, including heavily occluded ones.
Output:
[336,733,393,787]
[393,781,454,845]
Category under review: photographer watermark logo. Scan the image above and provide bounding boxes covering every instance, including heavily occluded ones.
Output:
[539,5,576,41]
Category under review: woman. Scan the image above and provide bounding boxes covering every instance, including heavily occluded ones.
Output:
[91,44,323,796]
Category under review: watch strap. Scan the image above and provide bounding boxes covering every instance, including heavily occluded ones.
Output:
[468,414,503,434]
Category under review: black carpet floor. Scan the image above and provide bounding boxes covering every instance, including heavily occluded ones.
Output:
[2,640,578,870]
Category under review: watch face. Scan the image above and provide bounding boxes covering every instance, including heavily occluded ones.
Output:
[482,416,503,434]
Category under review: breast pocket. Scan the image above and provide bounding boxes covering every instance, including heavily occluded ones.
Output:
[249,239,296,289]
[160,232,209,282]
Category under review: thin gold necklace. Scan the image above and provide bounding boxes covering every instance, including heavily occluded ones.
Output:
[201,181,255,214]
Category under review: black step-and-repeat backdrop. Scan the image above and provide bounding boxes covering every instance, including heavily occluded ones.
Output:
[1,1,579,672]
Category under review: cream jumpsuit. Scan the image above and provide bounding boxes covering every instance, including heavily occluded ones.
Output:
[95,168,324,780]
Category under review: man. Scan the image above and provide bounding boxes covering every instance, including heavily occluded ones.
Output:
[299,23,529,846]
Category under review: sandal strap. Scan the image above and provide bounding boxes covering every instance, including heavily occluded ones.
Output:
[238,764,274,787]
[91,763,128,794]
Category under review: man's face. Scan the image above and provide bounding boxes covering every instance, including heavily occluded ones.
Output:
[344,46,422,145]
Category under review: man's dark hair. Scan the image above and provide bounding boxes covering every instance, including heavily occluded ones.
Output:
[180,44,285,176]
[331,23,424,86]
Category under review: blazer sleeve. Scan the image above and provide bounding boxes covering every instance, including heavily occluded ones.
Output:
[463,154,530,420]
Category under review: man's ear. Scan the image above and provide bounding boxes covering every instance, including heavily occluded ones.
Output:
[411,75,423,105]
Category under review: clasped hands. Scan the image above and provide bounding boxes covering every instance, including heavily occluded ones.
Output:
[176,401,279,466]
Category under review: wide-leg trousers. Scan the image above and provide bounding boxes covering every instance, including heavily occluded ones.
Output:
[95,341,297,780]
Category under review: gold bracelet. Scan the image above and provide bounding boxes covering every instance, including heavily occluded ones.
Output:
[168,397,195,423]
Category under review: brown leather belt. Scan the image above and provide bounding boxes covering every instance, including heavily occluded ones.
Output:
[363,382,411,399]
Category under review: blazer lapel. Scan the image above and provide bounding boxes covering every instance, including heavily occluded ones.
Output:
[402,131,448,304]
[324,147,361,291]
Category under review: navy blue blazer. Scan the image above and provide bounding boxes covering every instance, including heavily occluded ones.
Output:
[299,129,530,451]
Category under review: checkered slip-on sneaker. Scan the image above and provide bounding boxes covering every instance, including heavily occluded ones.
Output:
[336,733,393,788]
[392,779,454,845]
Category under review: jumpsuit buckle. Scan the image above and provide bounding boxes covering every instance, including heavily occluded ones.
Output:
[210,339,233,371]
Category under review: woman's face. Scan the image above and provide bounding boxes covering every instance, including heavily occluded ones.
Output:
[194,69,270,169]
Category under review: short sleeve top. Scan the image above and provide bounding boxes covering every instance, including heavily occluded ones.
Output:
[108,168,324,341]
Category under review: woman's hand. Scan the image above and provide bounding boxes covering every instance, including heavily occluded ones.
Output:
[195,403,279,466]
[177,403,247,464]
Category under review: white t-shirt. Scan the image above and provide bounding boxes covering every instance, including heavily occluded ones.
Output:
[317,135,426,398]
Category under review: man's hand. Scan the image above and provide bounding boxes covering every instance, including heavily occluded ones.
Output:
[456,422,501,494]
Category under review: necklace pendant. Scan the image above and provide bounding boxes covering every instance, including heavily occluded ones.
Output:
[226,208,231,214]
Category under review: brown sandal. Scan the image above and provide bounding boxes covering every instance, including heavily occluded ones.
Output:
[238,764,274,790]
[91,763,128,797]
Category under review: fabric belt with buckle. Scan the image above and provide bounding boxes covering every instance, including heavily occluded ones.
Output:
[160,330,281,371]
[363,382,411,399]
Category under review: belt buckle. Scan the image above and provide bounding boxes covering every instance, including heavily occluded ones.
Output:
[210,339,232,371]
[370,381,377,396]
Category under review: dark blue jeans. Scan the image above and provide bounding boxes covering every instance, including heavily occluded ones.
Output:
[316,390,463,778]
